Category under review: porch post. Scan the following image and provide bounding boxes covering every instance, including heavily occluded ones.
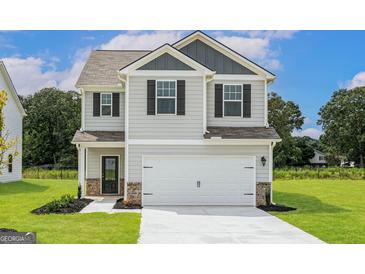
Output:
[78,145,86,197]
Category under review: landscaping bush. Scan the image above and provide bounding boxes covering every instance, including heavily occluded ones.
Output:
[274,167,365,180]
[32,194,93,214]
[23,168,78,180]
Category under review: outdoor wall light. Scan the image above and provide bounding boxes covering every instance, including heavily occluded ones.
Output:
[261,156,267,166]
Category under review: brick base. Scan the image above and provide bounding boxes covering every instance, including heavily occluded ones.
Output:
[86,179,101,196]
[126,182,142,205]
[86,178,125,196]
[256,182,271,206]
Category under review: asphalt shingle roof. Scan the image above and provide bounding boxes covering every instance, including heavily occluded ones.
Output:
[75,50,150,87]
[204,127,281,140]
[72,130,125,143]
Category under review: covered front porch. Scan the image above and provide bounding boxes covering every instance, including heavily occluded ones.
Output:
[72,130,125,197]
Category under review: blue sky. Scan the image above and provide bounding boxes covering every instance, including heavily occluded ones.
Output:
[1,30,365,139]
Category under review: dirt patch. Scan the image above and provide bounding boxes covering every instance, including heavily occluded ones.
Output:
[113,198,142,209]
[258,204,296,212]
[0,228,18,232]
[32,198,93,214]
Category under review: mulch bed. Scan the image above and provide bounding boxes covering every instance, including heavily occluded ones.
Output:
[258,204,296,212]
[0,228,18,232]
[113,198,142,209]
[31,198,94,215]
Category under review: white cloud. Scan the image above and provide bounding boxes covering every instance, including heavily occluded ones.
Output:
[2,30,298,95]
[345,71,365,89]
[2,47,90,95]
[100,30,187,50]
[292,128,323,139]
[214,31,297,70]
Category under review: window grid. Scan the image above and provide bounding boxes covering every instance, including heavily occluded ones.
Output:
[223,84,242,117]
[156,80,177,114]
[101,93,112,116]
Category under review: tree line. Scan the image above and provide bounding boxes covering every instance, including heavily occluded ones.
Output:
[16,86,365,168]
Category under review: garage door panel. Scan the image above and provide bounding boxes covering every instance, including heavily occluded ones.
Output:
[142,155,255,206]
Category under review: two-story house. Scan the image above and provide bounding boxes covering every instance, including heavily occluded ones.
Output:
[72,31,281,206]
[0,61,26,183]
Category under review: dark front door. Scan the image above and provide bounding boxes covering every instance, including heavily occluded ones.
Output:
[102,156,119,194]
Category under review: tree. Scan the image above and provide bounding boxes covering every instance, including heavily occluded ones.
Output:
[0,90,19,173]
[22,88,81,166]
[268,92,305,167]
[318,87,365,167]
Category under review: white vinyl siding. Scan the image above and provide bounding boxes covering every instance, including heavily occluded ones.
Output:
[208,80,265,127]
[84,91,125,131]
[0,75,22,183]
[128,144,270,183]
[86,148,124,179]
[129,76,204,139]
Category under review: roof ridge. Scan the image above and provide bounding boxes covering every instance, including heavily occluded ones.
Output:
[95,49,151,52]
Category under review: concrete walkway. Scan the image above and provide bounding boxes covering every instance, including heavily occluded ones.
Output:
[80,197,141,214]
[139,206,324,244]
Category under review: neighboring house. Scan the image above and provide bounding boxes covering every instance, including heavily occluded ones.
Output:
[72,31,281,206]
[0,61,26,183]
[309,149,327,166]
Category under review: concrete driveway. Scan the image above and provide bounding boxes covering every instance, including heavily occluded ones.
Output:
[139,206,324,244]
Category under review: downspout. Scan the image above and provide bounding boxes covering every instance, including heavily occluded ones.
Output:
[118,71,128,198]
[204,74,215,134]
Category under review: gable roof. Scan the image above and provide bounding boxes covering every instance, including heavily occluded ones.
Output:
[119,44,215,75]
[76,50,150,87]
[0,61,26,117]
[173,31,276,80]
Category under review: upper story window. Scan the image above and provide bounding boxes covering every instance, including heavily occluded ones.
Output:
[319,156,325,161]
[156,80,176,114]
[224,84,242,116]
[8,154,13,173]
[101,93,112,116]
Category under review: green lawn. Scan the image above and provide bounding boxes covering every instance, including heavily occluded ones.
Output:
[0,179,140,244]
[273,179,365,244]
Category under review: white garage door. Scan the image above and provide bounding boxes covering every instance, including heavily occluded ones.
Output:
[142,155,256,206]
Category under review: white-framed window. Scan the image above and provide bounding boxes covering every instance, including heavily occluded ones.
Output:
[223,84,242,116]
[156,80,176,114]
[101,93,112,116]
[319,156,325,161]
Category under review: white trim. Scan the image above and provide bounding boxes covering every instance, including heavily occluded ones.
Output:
[141,154,257,206]
[222,84,243,117]
[100,154,120,195]
[264,80,268,127]
[128,139,280,146]
[76,85,124,92]
[78,146,85,197]
[0,61,26,117]
[155,80,177,115]
[214,74,266,81]
[124,74,129,194]
[100,92,112,117]
[74,142,125,148]
[119,44,215,75]
[81,88,85,130]
[202,75,207,134]
[173,31,275,80]
[129,70,205,77]
[269,142,274,204]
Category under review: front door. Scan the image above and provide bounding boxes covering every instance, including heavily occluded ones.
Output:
[101,156,119,194]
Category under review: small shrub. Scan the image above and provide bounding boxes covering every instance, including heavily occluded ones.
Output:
[122,199,133,207]
[47,194,74,211]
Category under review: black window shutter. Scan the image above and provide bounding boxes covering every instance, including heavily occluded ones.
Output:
[242,84,251,118]
[215,84,223,117]
[112,93,120,117]
[177,80,185,115]
[93,93,100,117]
[147,80,156,115]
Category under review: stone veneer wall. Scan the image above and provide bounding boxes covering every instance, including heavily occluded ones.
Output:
[256,182,271,206]
[86,179,125,196]
[126,182,142,205]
